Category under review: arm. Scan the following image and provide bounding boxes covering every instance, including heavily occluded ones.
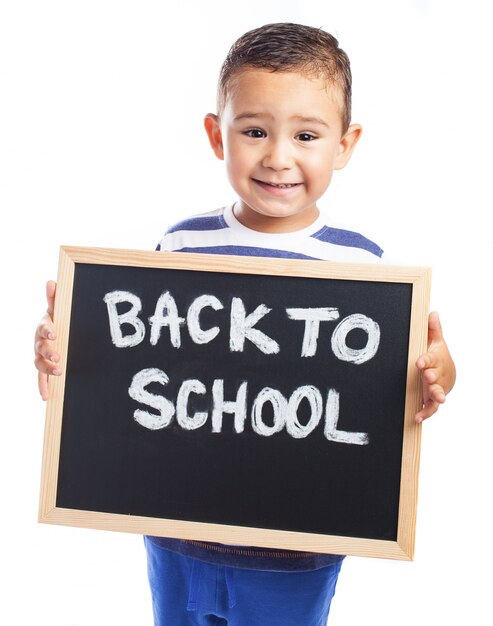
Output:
[414,311,456,423]
[34,280,62,401]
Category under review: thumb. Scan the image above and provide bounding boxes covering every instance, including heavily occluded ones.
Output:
[46,280,57,318]
[427,311,443,347]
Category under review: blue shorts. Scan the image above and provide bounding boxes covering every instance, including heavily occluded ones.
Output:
[144,537,342,625]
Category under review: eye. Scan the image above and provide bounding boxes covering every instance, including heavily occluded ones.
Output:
[297,132,317,142]
[244,128,266,138]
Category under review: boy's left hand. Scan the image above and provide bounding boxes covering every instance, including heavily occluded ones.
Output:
[415,311,456,423]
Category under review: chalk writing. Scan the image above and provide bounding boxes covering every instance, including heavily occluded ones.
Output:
[104,290,380,359]
[105,289,380,445]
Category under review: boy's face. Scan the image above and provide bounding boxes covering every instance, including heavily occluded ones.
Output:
[205,69,361,233]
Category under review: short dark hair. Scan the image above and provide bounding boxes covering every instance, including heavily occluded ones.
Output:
[217,23,353,131]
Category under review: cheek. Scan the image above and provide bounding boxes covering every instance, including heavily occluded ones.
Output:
[305,154,335,184]
[225,144,253,177]
[224,152,249,192]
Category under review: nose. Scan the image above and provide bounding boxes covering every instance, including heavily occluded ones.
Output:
[261,137,294,171]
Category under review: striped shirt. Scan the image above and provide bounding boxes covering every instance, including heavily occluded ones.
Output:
[157,205,384,262]
[148,204,383,571]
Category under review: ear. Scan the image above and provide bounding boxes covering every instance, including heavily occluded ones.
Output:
[204,113,224,160]
[334,124,363,170]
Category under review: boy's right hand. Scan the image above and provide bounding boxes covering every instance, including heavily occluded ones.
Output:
[34,280,61,401]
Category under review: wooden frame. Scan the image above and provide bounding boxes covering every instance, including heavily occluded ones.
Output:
[39,246,431,561]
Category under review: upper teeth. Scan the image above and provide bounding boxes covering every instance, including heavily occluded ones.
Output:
[271,183,294,188]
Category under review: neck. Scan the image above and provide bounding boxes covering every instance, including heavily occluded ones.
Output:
[233,203,320,233]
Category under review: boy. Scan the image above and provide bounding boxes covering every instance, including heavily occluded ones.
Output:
[35,23,456,626]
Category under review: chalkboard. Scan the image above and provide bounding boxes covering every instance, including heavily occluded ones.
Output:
[39,247,431,560]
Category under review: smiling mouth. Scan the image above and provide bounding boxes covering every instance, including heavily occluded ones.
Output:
[254,180,301,189]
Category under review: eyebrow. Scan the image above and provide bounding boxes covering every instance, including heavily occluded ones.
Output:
[233,112,330,128]
[292,115,330,128]
[233,112,269,122]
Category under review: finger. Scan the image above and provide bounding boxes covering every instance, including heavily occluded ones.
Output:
[416,351,442,375]
[35,337,60,363]
[34,353,62,376]
[421,367,439,385]
[46,280,57,318]
[415,399,440,423]
[427,383,446,405]
[37,367,61,401]
[38,371,50,401]
[427,311,444,347]
[416,352,433,371]
[36,313,56,342]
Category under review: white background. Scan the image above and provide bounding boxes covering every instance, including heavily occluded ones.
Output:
[1,1,491,624]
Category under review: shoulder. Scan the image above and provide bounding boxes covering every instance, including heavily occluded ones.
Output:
[310,221,384,259]
[303,215,384,263]
[165,208,228,235]
[156,208,229,251]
